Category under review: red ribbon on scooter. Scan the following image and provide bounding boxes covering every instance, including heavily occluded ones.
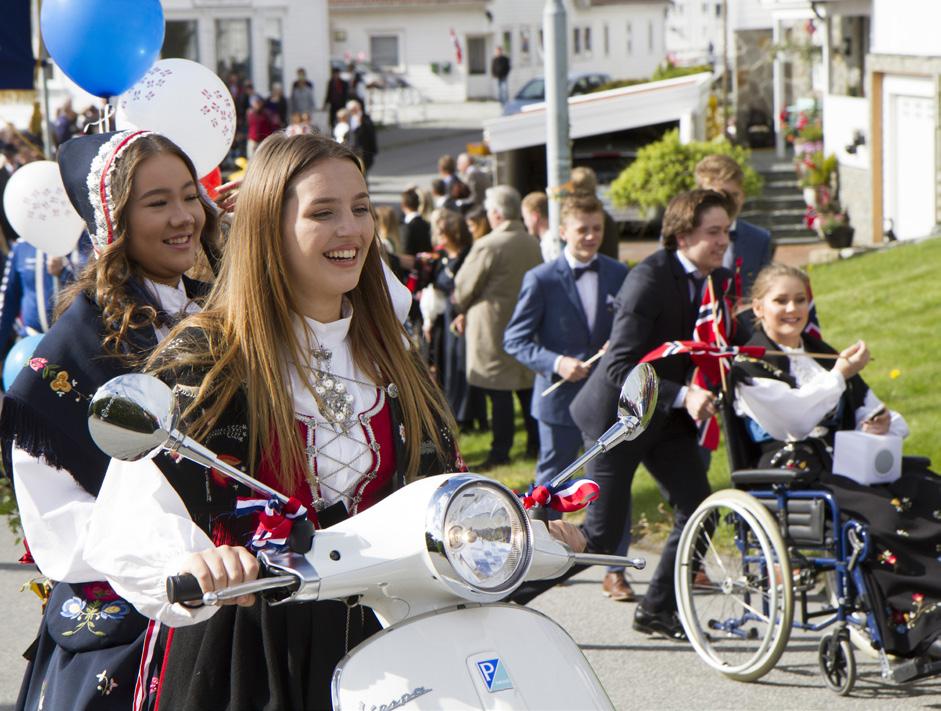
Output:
[521,478,600,513]
[235,496,308,551]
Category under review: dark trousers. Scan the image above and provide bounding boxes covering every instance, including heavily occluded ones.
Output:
[483,387,538,461]
[581,411,711,613]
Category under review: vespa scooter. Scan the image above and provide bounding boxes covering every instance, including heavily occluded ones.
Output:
[87,364,660,710]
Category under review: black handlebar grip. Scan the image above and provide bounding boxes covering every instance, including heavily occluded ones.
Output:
[166,574,204,604]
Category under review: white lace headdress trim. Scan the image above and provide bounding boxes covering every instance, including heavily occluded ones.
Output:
[85,130,153,253]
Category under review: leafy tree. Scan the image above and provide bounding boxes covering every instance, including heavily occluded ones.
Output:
[610,129,763,210]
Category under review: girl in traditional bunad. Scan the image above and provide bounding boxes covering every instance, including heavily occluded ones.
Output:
[2,130,220,711]
[82,133,464,710]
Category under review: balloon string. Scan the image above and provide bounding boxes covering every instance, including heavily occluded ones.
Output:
[84,102,114,134]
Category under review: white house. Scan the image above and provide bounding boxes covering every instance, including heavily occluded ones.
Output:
[665,0,725,66]
[327,0,670,103]
[759,0,940,244]
[27,0,329,130]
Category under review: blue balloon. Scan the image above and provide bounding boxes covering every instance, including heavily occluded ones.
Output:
[3,334,45,391]
[41,0,165,98]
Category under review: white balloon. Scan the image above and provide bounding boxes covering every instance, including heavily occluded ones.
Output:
[2,161,85,257]
[118,58,236,178]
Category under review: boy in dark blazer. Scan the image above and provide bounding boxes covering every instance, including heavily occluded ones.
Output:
[569,190,737,639]
[504,195,630,597]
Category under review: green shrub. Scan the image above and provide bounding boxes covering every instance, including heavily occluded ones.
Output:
[609,128,763,210]
[651,63,713,82]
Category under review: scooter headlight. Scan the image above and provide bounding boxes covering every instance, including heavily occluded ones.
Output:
[426,475,532,598]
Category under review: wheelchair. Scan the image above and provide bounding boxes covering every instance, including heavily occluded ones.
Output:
[674,396,941,695]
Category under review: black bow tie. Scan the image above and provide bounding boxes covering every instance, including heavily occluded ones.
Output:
[573,261,600,281]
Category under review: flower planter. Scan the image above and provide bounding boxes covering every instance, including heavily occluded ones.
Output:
[823,225,854,249]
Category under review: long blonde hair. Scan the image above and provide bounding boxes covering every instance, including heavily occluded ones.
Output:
[149,133,455,487]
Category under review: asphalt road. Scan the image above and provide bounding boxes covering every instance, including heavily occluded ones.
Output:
[2,526,939,710]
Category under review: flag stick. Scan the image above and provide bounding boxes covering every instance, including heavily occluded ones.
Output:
[541,349,604,396]
[763,350,843,360]
[707,276,729,393]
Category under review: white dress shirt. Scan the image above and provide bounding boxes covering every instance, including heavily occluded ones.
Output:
[552,249,598,374]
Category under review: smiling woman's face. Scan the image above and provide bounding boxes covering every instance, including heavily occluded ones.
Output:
[281,157,374,322]
[753,274,810,348]
[125,152,204,286]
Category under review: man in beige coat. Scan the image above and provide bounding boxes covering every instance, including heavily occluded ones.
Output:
[454,185,543,469]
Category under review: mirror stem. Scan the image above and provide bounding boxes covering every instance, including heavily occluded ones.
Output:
[547,416,639,489]
[168,430,290,505]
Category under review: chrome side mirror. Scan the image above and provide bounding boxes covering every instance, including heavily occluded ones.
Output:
[88,373,177,461]
[547,364,659,489]
[616,362,659,442]
[88,373,291,505]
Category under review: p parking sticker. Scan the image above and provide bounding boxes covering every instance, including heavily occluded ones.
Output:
[476,658,513,692]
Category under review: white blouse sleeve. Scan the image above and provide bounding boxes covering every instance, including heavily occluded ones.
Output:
[84,457,219,627]
[734,369,846,442]
[382,258,412,325]
[854,389,910,438]
[12,445,99,582]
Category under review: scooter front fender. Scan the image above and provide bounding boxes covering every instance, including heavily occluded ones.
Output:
[332,603,614,710]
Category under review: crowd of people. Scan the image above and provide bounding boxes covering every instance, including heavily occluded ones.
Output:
[0,74,939,710]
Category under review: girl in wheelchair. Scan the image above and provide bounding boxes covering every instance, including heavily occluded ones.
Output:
[730,263,941,662]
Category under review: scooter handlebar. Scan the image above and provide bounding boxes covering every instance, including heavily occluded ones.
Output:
[570,553,646,570]
[167,573,204,604]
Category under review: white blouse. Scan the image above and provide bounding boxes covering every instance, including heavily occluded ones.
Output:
[734,342,909,442]
[12,279,200,584]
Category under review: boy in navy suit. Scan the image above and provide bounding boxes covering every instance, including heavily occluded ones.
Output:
[504,195,630,597]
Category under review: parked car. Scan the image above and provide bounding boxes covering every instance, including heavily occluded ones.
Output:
[501,72,612,116]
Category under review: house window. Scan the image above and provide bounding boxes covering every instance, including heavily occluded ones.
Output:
[163,20,199,61]
[265,17,283,88]
[648,19,654,52]
[502,30,512,55]
[716,2,723,18]
[370,35,399,68]
[519,27,531,65]
[215,18,251,81]
[604,24,609,57]
[573,27,581,55]
[626,21,633,55]
[584,26,592,55]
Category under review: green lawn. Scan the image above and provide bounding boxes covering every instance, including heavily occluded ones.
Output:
[466,237,941,539]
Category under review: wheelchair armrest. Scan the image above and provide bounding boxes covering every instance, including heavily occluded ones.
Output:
[731,468,816,488]
[903,455,932,470]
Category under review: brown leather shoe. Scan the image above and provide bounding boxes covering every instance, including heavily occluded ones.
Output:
[601,571,636,602]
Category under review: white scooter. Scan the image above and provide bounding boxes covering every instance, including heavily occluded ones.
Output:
[87,364,659,710]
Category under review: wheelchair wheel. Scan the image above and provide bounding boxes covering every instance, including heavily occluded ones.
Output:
[676,489,794,682]
[818,632,856,695]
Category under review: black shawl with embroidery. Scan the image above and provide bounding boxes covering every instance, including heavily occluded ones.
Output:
[0,277,209,496]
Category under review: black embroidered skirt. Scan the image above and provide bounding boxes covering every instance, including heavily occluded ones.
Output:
[156,599,380,711]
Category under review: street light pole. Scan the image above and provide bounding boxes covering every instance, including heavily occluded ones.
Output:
[543,0,570,239]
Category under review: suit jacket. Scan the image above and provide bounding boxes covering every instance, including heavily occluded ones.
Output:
[504,253,628,426]
[569,248,736,439]
[401,215,432,255]
[453,220,542,390]
[730,219,773,299]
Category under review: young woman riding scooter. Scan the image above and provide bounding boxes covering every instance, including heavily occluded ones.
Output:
[84,133,583,709]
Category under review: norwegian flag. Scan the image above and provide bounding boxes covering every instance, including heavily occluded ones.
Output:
[521,478,600,513]
[641,336,766,451]
[694,274,736,349]
[450,28,463,64]
[236,496,308,552]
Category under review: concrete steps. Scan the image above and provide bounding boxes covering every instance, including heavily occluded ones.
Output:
[747,155,818,244]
